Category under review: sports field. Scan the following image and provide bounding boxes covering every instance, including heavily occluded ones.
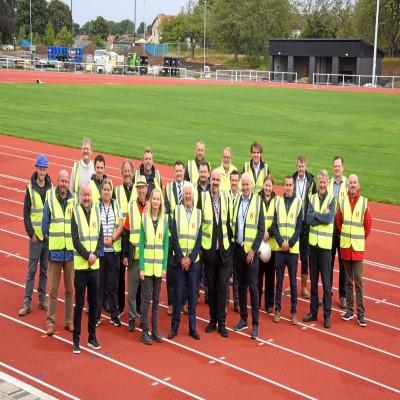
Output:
[0,77,399,203]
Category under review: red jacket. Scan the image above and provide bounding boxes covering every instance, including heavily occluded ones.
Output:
[336,191,372,261]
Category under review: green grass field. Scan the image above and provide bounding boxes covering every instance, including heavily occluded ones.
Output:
[0,83,399,203]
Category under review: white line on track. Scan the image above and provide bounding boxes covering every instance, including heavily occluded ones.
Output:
[373,217,400,225]
[372,228,400,236]
[0,183,25,193]
[0,313,205,400]
[0,196,23,205]
[0,362,80,400]
[0,211,23,219]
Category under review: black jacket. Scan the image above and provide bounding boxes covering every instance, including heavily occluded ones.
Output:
[292,170,316,224]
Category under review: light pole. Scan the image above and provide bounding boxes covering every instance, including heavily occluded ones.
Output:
[29,0,32,44]
[143,0,146,41]
[372,0,380,87]
[203,0,207,73]
[134,0,137,43]
[70,0,73,31]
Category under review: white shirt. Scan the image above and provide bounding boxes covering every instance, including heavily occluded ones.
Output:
[236,194,251,245]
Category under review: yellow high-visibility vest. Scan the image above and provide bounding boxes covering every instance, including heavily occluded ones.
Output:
[232,194,262,253]
[201,191,230,250]
[128,199,142,256]
[328,176,348,205]
[165,181,187,215]
[263,196,280,251]
[308,193,335,250]
[175,205,202,263]
[28,183,48,241]
[115,184,137,217]
[276,196,302,254]
[73,204,101,270]
[90,180,101,206]
[142,212,167,277]
[340,195,368,252]
[216,164,237,193]
[244,161,269,193]
[134,170,161,191]
[47,188,74,251]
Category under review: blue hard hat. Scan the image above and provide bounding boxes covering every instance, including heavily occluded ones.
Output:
[35,154,48,168]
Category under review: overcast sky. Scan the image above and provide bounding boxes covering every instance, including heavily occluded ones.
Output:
[63,0,188,26]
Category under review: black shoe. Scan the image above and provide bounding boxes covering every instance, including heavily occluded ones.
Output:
[189,330,200,340]
[72,342,80,354]
[218,324,228,338]
[168,330,177,339]
[341,310,354,321]
[251,325,259,339]
[233,319,248,331]
[151,330,163,343]
[205,321,217,333]
[110,317,121,327]
[266,306,273,315]
[128,320,135,332]
[87,338,101,350]
[324,316,331,329]
[141,330,152,345]
[303,313,317,323]
[357,314,367,327]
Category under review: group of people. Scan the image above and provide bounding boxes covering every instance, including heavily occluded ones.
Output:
[18,138,371,354]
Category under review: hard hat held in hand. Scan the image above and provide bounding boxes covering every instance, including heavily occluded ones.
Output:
[259,241,271,263]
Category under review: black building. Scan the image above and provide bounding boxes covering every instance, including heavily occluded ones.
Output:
[269,39,384,84]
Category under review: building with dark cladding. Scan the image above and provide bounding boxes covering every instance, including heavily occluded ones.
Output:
[269,39,384,84]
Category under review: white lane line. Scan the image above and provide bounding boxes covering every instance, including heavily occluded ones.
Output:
[372,228,400,237]
[0,184,25,193]
[0,313,205,400]
[364,260,400,273]
[0,228,26,238]
[0,196,23,205]
[0,211,23,219]
[0,363,80,400]
[373,217,400,225]
[0,173,28,183]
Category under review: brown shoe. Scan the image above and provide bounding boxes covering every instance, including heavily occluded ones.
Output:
[47,325,55,336]
[167,305,173,315]
[18,305,31,317]
[38,302,48,311]
[273,311,280,323]
[65,322,73,332]
[291,313,298,325]
[301,275,310,299]
[283,286,291,296]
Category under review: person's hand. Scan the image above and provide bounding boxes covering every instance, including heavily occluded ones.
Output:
[140,271,145,280]
[88,253,97,266]
[281,241,289,252]
[263,232,269,242]
[122,257,128,267]
[104,237,113,247]
[246,249,255,265]
[162,271,166,279]
[31,234,37,242]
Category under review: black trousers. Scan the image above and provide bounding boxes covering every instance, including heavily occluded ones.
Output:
[309,246,332,317]
[235,244,259,326]
[275,252,298,314]
[331,232,346,298]
[73,269,99,343]
[300,224,309,276]
[140,276,162,331]
[258,251,276,309]
[118,260,141,314]
[98,252,120,320]
[204,251,230,325]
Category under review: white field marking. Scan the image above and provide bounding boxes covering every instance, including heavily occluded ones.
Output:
[0,228,26,239]
[0,173,28,183]
[0,211,23,219]
[0,276,318,400]
[0,196,23,205]
[0,313,205,400]
[0,364,80,400]
[364,259,400,273]
[0,184,25,193]
[373,217,400,225]
[372,228,400,237]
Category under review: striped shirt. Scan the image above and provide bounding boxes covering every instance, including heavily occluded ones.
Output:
[100,202,116,253]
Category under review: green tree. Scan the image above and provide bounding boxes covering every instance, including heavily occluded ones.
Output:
[48,0,71,33]
[44,21,55,45]
[0,0,17,43]
[90,16,109,39]
[16,0,48,37]
[160,15,186,42]
[55,25,72,46]
[32,31,41,44]
[16,24,26,44]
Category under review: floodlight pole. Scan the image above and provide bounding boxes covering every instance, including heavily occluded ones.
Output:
[372,0,380,87]
[203,0,207,73]
[134,0,137,43]
[29,0,32,44]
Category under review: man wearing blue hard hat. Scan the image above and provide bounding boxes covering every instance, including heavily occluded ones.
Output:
[18,154,52,317]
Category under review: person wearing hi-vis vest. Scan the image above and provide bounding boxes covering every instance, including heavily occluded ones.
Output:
[216,147,237,193]
[303,170,336,329]
[116,159,137,316]
[201,169,233,338]
[41,170,74,336]
[242,141,269,193]
[90,154,112,206]
[185,140,211,184]
[328,155,348,309]
[70,137,94,202]
[258,174,279,315]
[71,183,104,354]
[168,183,202,341]
[232,173,264,340]
[337,174,372,327]
[19,154,52,317]
[96,179,124,328]
[134,147,162,200]
[121,176,148,332]
[139,188,169,345]
[271,175,303,325]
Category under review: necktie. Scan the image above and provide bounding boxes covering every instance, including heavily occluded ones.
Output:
[177,184,182,204]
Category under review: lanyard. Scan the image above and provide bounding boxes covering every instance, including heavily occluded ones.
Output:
[297,178,307,200]
[240,195,251,220]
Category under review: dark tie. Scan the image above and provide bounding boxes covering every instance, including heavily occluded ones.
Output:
[177,184,182,204]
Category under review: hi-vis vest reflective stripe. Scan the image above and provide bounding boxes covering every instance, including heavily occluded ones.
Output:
[134,170,161,191]
[48,189,74,251]
[328,176,348,205]
[115,184,137,217]
[100,200,122,253]
[308,193,335,250]
[142,212,167,277]
[276,197,302,254]
[244,161,268,193]
[229,190,241,222]
[232,194,261,253]
[128,200,142,248]
[73,205,101,270]
[90,180,101,206]
[201,191,230,250]
[72,161,80,195]
[165,182,186,215]
[340,195,368,252]
[28,183,47,241]
[263,196,279,251]
[175,205,201,263]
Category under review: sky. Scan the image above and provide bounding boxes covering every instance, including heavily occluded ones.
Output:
[62,0,189,26]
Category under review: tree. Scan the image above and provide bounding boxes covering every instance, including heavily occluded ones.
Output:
[48,0,71,34]
[55,25,72,46]
[160,15,186,43]
[136,21,146,35]
[16,0,48,37]
[44,21,55,45]
[90,16,109,39]
[16,24,26,44]
[0,0,17,43]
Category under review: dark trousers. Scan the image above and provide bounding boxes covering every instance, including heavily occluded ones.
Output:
[343,260,365,315]
[98,252,120,320]
[300,225,309,275]
[275,252,298,314]
[140,276,162,331]
[73,269,99,343]
[167,263,175,305]
[235,244,259,326]
[204,252,230,325]
[171,262,200,333]
[258,251,276,309]
[227,255,239,306]
[118,260,141,314]
[309,246,332,317]
[331,233,346,298]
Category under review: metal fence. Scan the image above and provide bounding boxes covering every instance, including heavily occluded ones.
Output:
[312,73,400,89]
[202,69,298,83]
